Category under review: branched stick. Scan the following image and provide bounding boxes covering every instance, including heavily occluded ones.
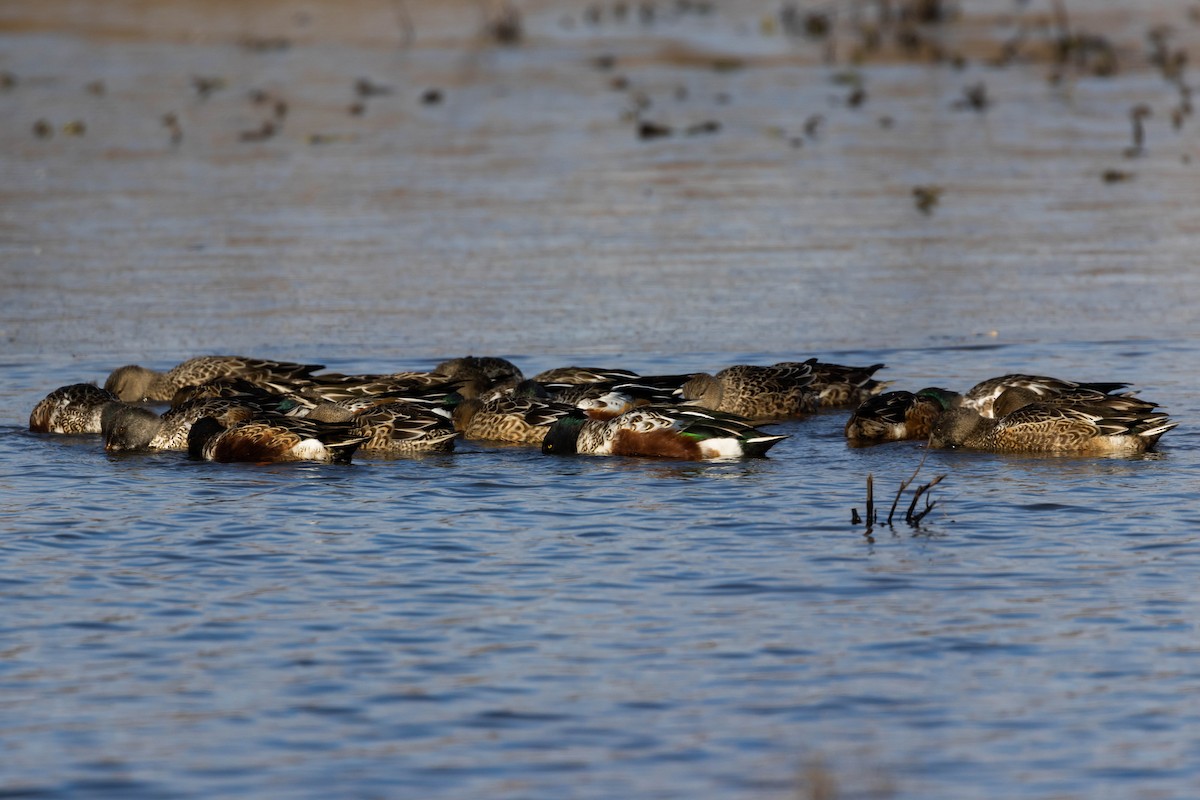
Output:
[887,447,930,526]
[905,474,946,525]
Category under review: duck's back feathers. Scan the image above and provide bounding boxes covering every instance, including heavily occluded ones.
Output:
[775,360,889,407]
[680,364,817,420]
[844,387,955,443]
[542,406,787,460]
[188,415,366,464]
[351,402,458,454]
[931,397,1177,454]
[962,374,1131,418]
[107,356,323,402]
[30,384,119,434]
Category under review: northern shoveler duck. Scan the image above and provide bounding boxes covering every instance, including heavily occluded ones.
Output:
[434,355,524,394]
[989,385,1158,419]
[547,375,688,409]
[573,390,647,418]
[451,395,576,445]
[844,388,960,444]
[929,395,1177,454]
[531,366,641,384]
[678,363,818,421]
[187,415,366,464]
[773,359,889,407]
[541,406,788,460]
[102,397,263,452]
[299,376,463,406]
[476,378,555,404]
[168,376,315,412]
[307,400,458,454]
[29,384,119,434]
[105,356,324,402]
[961,374,1130,418]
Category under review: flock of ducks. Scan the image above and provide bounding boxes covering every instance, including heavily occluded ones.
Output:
[27,354,1179,464]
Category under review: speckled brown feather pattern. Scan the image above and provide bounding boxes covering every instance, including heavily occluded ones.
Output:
[774,360,889,408]
[152,399,261,450]
[452,396,574,445]
[962,374,1130,418]
[191,417,366,463]
[106,356,324,402]
[29,384,119,434]
[680,364,818,421]
[351,402,458,454]
[845,390,948,443]
[930,401,1177,454]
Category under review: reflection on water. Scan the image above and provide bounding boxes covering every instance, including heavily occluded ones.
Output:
[4,0,1200,797]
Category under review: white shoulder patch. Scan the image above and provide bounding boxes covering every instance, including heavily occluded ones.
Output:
[699,438,742,459]
[291,438,331,461]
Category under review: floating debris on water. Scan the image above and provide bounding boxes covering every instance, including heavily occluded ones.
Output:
[912,185,943,214]
[1125,103,1152,157]
[952,81,989,112]
[239,120,276,142]
[161,112,182,145]
[355,78,393,98]
[239,36,292,53]
[191,75,226,99]
[637,120,672,140]
[485,4,523,46]
[685,120,720,136]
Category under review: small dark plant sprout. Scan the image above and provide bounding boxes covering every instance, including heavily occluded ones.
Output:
[912,185,942,215]
[1125,103,1152,157]
[951,82,989,112]
[852,451,946,533]
[486,4,523,46]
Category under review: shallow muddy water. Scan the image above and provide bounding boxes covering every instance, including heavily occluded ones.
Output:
[2,2,1200,798]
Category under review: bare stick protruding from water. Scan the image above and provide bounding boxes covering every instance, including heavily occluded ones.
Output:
[865,473,875,528]
[906,474,946,525]
[853,454,945,530]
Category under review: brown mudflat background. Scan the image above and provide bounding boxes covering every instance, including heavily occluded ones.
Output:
[2,0,1197,361]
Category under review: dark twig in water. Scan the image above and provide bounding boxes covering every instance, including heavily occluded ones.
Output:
[866,473,875,528]
[191,75,226,99]
[886,447,945,528]
[1125,103,1152,157]
[485,3,523,46]
[906,474,945,525]
[951,82,989,112]
[912,185,942,215]
[851,449,946,532]
[886,462,917,527]
[851,472,875,529]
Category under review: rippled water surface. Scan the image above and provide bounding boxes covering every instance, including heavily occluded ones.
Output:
[3,1,1200,798]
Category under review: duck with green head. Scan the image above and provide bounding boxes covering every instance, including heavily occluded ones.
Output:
[844,387,960,444]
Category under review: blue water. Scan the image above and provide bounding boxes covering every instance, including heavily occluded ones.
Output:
[5,0,1200,795]
[3,342,1198,799]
